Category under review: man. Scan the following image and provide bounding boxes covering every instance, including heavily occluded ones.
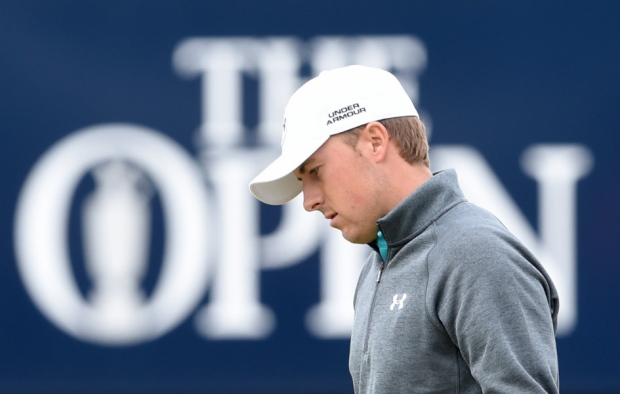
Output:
[249,65,560,393]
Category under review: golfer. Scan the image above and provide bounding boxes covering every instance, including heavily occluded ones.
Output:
[250,65,559,393]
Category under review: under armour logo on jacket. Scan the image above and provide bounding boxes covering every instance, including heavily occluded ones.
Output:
[390,293,408,310]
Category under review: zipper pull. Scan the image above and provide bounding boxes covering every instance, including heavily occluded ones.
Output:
[376,262,385,283]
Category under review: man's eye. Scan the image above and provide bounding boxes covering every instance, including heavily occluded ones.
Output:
[310,167,319,176]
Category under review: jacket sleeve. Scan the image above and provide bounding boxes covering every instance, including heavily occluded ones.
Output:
[429,228,560,393]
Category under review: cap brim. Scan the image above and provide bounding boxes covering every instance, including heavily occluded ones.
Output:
[249,136,329,205]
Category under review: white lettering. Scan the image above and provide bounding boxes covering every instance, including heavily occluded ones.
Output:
[521,144,594,335]
[14,124,212,345]
[194,150,275,339]
[174,38,254,147]
[15,35,591,345]
[432,145,593,335]
[182,35,429,339]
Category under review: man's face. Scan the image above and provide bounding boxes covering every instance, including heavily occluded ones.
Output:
[293,134,385,244]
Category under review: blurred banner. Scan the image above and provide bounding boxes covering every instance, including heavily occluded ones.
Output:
[1,1,619,393]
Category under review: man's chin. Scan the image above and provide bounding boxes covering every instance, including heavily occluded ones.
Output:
[340,229,375,245]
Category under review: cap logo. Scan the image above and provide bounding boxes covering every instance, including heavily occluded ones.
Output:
[326,103,366,126]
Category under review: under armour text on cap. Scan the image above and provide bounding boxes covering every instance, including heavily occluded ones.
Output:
[248,65,419,205]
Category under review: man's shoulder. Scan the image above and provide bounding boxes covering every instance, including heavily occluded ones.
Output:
[434,201,509,242]
[428,201,525,270]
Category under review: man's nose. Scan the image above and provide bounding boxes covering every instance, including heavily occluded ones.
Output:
[302,183,322,212]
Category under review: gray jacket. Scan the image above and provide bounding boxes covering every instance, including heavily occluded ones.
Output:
[349,169,559,393]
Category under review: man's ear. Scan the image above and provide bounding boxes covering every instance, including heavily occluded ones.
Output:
[364,122,390,162]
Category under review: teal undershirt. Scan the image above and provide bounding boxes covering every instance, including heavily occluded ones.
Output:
[377,231,388,262]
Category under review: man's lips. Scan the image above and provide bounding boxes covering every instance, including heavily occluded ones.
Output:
[325,213,338,226]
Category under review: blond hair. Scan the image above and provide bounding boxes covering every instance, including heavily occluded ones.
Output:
[338,116,430,167]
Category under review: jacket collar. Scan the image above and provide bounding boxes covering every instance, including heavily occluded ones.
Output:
[370,169,467,260]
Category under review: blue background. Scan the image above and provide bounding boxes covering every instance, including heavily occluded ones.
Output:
[1,1,619,393]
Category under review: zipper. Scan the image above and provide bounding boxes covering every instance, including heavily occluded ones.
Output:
[363,261,385,354]
[376,261,385,283]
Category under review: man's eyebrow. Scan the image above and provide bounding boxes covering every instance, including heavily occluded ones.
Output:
[295,159,313,180]
[295,164,307,181]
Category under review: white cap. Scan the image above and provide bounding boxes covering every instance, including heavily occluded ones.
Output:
[249,65,419,205]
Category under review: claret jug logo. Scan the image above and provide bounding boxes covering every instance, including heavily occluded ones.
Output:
[15,35,591,346]
[15,125,213,345]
